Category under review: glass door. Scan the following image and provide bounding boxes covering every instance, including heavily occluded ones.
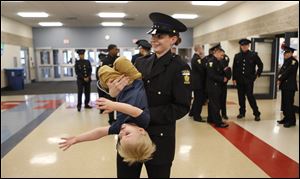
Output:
[251,38,276,99]
[20,48,30,84]
[61,49,75,81]
[36,49,53,81]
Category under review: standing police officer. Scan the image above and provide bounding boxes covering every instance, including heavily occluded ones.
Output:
[96,53,107,113]
[131,39,152,65]
[189,44,206,122]
[232,39,263,121]
[114,12,191,178]
[75,49,92,112]
[277,45,298,128]
[206,45,229,128]
[101,44,119,124]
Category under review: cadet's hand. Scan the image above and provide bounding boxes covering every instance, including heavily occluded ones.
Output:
[277,80,281,86]
[96,97,115,114]
[232,80,237,86]
[59,137,77,151]
[83,77,89,82]
[107,75,130,97]
[224,77,228,83]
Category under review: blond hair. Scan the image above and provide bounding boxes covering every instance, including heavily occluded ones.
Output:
[117,132,156,165]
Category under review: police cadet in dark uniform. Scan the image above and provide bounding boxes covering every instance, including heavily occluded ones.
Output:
[206,45,219,123]
[206,45,229,128]
[114,12,191,178]
[96,53,107,114]
[277,45,298,128]
[74,49,92,112]
[101,44,119,124]
[131,39,152,65]
[220,53,231,119]
[189,44,206,122]
[232,39,263,121]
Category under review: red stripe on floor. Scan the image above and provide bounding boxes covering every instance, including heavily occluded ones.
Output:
[213,122,299,178]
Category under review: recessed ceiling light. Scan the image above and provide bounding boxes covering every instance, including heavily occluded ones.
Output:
[172,14,198,19]
[39,22,63,27]
[101,22,124,26]
[98,12,126,18]
[17,12,49,17]
[96,1,128,3]
[191,1,227,6]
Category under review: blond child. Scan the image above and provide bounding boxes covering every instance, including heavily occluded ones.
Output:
[59,56,156,165]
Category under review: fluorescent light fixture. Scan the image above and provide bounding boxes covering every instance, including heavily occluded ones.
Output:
[96,1,128,3]
[172,14,198,19]
[98,12,126,18]
[39,22,63,26]
[17,12,49,17]
[101,22,124,26]
[191,1,227,6]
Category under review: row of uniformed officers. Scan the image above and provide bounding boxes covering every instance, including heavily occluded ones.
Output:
[190,39,264,128]
[189,39,298,128]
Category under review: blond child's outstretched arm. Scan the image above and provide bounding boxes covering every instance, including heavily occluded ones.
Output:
[59,126,110,151]
[96,97,143,117]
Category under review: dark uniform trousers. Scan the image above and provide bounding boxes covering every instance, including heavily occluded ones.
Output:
[220,83,228,116]
[190,53,206,120]
[77,79,91,107]
[116,51,191,178]
[102,54,118,122]
[220,55,230,116]
[75,59,92,108]
[278,57,298,125]
[233,50,263,116]
[207,86,222,125]
[236,80,260,116]
[281,90,296,123]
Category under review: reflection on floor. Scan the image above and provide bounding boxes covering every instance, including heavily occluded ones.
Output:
[1,90,299,177]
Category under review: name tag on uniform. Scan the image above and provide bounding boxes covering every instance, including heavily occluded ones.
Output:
[182,70,190,85]
[197,59,201,64]
[209,62,213,67]
[292,60,296,65]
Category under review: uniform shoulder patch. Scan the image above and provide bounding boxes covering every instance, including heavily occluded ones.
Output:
[182,70,190,85]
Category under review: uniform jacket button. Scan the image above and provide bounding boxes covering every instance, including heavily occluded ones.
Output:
[147,80,150,83]
[158,91,161,95]
[160,133,163,136]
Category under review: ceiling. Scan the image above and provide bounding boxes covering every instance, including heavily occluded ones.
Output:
[1,1,244,28]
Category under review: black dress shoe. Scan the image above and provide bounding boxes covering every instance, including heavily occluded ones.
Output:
[188,113,193,117]
[84,105,92,109]
[77,106,81,112]
[222,115,229,120]
[237,114,245,119]
[254,116,261,121]
[283,123,296,128]
[277,119,286,124]
[194,118,206,123]
[215,122,229,128]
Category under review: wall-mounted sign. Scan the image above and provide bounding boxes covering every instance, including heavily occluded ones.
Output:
[63,39,69,44]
